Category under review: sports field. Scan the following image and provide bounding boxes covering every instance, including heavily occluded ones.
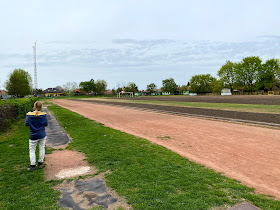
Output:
[74,95,280,126]
[53,95,280,201]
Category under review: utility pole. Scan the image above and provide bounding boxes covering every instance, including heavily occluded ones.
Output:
[33,41,38,96]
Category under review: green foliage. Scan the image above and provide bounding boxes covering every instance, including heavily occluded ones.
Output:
[212,79,224,93]
[111,89,117,95]
[256,59,280,91]
[219,56,280,92]
[218,60,236,89]
[79,81,96,94]
[124,82,138,93]
[47,104,280,209]
[95,80,108,95]
[161,78,177,94]
[190,74,217,93]
[116,87,123,94]
[179,85,188,94]
[235,56,262,91]
[0,121,60,209]
[146,83,157,94]
[0,98,37,133]
[5,68,32,97]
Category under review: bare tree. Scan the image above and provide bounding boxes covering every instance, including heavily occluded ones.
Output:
[63,81,78,96]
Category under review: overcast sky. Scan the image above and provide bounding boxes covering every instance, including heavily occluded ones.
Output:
[1,0,280,90]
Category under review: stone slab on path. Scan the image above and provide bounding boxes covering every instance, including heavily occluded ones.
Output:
[44,107,70,149]
[56,178,131,210]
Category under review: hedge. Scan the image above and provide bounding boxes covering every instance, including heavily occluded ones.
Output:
[0,98,37,133]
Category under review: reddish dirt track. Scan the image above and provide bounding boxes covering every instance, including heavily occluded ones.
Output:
[53,99,280,200]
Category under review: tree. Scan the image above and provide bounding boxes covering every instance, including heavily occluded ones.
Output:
[189,74,217,93]
[124,82,138,93]
[217,60,236,90]
[116,87,123,94]
[63,81,78,96]
[146,83,157,94]
[179,85,188,94]
[5,68,32,97]
[111,89,117,95]
[161,78,177,94]
[235,56,262,92]
[37,88,43,94]
[212,79,223,93]
[55,86,63,91]
[79,81,96,95]
[95,80,107,95]
[256,58,280,91]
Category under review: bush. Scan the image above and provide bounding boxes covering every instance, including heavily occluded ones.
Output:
[0,98,37,133]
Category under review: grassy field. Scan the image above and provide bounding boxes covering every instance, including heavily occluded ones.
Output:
[0,120,61,209]
[78,98,280,114]
[46,104,280,209]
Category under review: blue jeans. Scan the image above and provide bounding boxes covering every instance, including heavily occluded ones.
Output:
[29,137,47,165]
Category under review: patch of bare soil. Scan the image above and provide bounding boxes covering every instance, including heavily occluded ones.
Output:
[53,99,280,200]
[44,150,97,180]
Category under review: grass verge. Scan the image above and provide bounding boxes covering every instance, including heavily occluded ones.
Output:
[0,120,61,209]
[47,104,280,209]
[80,98,280,114]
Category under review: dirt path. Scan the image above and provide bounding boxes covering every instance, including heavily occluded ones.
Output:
[53,99,280,200]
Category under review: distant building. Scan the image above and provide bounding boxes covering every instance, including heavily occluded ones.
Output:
[75,88,80,96]
[104,90,112,95]
[1,90,8,99]
[42,88,63,97]
[1,90,7,95]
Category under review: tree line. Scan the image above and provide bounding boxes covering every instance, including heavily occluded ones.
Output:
[191,56,280,93]
[3,56,279,97]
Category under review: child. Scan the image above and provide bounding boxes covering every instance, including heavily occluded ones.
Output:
[25,101,48,171]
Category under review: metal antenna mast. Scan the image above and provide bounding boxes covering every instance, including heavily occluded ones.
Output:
[33,41,38,91]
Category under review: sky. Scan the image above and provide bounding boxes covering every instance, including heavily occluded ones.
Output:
[1,0,280,91]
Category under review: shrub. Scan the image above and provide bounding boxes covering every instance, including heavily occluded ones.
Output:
[0,98,37,133]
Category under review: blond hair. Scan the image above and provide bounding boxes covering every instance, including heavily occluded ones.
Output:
[34,101,42,116]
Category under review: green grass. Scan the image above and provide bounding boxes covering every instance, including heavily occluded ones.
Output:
[85,98,280,114]
[47,104,280,209]
[157,136,171,141]
[0,120,61,209]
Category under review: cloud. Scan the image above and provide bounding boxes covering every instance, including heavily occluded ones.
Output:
[1,37,280,74]
[45,40,72,45]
